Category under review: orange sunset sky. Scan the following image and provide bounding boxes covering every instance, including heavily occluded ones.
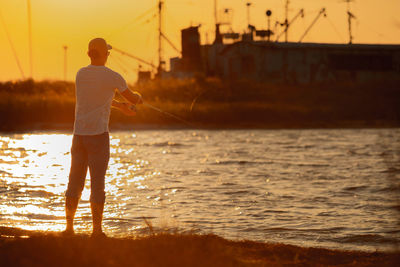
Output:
[0,0,399,83]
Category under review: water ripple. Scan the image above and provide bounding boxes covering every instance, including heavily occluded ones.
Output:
[0,129,399,252]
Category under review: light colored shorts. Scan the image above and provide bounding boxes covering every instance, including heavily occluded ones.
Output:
[66,132,110,203]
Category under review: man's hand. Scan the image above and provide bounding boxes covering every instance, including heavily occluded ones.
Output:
[121,89,143,105]
[112,101,137,116]
[120,103,137,116]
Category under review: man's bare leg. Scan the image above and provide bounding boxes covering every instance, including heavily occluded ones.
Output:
[90,201,104,236]
[65,196,80,234]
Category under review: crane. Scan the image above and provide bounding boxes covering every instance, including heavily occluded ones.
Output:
[298,8,326,43]
[160,32,182,56]
[275,9,304,42]
[112,46,157,70]
[109,0,182,79]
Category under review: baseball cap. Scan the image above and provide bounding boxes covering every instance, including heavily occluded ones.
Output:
[88,38,112,53]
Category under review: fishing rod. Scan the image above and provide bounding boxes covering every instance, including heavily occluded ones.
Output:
[141,102,198,128]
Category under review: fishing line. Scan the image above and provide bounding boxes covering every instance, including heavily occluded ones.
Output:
[143,102,198,128]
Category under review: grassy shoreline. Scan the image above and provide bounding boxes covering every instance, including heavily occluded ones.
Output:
[0,78,399,131]
[1,226,399,267]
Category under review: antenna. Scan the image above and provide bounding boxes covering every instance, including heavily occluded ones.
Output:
[266,10,272,42]
[27,0,33,78]
[219,8,233,26]
[284,0,290,42]
[347,11,356,44]
[246,2,252,27]
[342,0,356,44]
[63,46,68,81]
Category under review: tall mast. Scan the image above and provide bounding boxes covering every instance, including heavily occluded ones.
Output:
[0,10,25,79]
[27,0,33,78]
[158,0,164,74]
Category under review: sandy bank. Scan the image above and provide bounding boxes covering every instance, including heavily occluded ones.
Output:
[0,227,399,267]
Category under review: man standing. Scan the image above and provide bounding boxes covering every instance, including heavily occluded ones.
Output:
[64,38,142,237]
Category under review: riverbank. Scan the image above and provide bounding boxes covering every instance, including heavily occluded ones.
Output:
[0,78,399,131]
[1,227,399,267]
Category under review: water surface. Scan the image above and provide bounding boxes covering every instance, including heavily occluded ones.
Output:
[1,129,399,251]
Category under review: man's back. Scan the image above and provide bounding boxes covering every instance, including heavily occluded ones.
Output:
[74,65,127,135]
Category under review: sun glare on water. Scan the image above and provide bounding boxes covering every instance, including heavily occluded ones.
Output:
[0,133,159,233]
[0,134,72,232]
[1,134,71,187]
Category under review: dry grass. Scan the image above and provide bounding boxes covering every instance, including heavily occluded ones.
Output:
[0,78,399,131]
[0,226,399,267]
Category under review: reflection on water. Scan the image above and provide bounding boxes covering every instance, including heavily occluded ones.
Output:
[0,129,399,251]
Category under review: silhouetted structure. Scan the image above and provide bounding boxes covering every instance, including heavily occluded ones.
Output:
[181,26,202,72]
[209,41,400,84]
[168,26,400,84]
[137,71,152,84]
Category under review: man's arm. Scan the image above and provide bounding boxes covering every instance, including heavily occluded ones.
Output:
[120,89,143,105]
[111,100,125,110]
[112,100,137,116]
[111,89,143,116]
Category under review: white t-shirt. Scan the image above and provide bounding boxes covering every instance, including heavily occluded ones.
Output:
[73,65,128,135]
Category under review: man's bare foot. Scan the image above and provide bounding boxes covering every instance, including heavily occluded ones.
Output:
[90,231,107,239]
[61,229,75,237]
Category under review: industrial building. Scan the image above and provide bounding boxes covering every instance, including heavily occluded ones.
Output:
[168,26,400,84]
